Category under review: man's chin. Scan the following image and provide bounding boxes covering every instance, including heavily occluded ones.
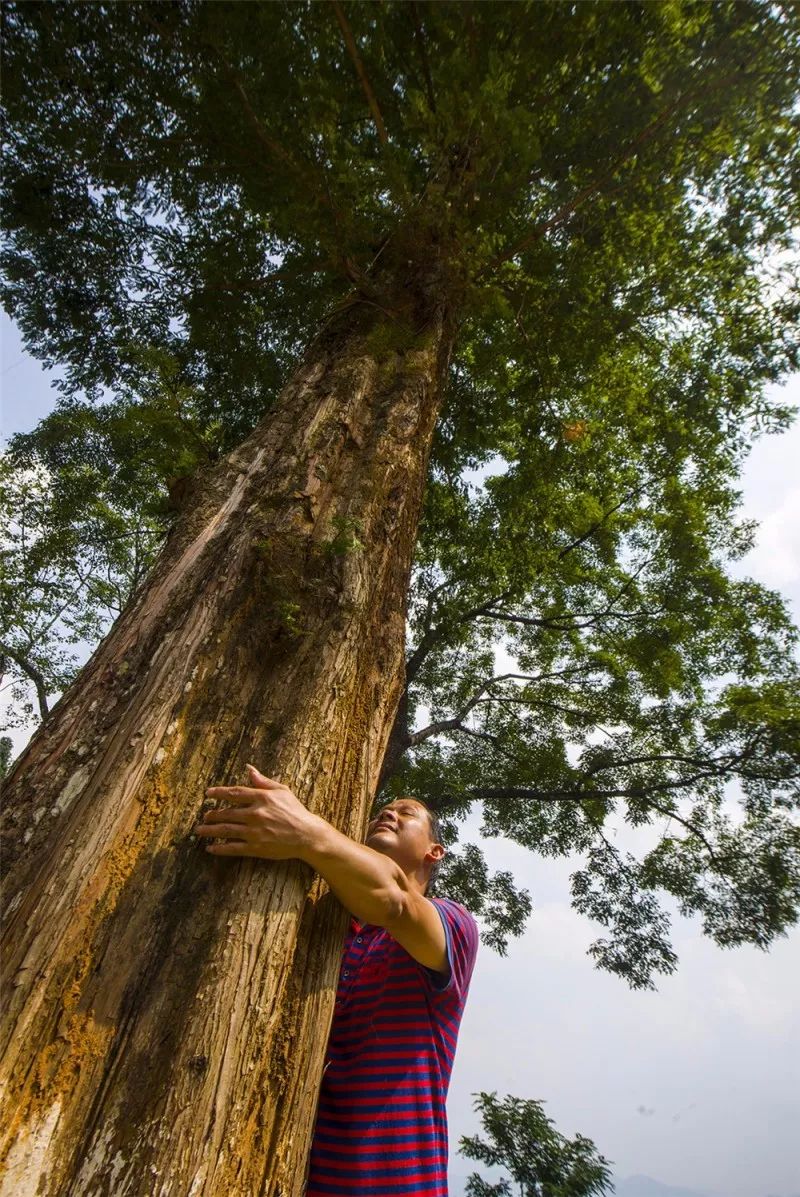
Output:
[366,829,397,852]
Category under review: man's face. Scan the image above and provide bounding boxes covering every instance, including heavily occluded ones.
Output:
[365,798,442,878]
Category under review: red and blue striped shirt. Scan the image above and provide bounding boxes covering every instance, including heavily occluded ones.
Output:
[306,898,479,1196]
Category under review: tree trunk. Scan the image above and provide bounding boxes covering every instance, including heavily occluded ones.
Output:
[0,269,456,1196]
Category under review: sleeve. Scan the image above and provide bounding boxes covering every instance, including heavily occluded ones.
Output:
[423,898,479,999]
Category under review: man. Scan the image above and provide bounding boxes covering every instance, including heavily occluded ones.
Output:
[195,765,479,1197]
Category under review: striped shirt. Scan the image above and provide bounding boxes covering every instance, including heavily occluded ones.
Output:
[306,898,479,1197]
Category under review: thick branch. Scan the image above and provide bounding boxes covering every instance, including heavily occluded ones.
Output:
[0,641,50,720]
[479,556,655,633]
[409,2,437,113]
[482,607,654,632]
[461,771,742,804]
[331,0,389,146]
[405,590,510,685]
[584,750,744,775]
[377,685,411,792]
[407,666,601,747]
[407,672,506,747]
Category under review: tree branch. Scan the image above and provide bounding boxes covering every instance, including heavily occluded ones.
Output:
[407,666,604,747]
[557,485,648,561]
[637,795,720,865]
[230,76,314,177]
[405,590,509,685]
[481,607,651,632]
[377,684,411,791]
[409,2,437,113]
[479,556,656,633]
[200,257,331,294]
[408,672,508,747]
[461,771,739,804]
[331,0,389,147]
[224,68,342,228]
[0,641,50,720]
[584,750,744,776]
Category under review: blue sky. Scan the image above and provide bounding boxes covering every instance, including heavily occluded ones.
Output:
[2,314,799,1197]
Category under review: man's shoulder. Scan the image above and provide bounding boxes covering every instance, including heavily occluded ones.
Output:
[430,895,477,921]
[429,897,479,946]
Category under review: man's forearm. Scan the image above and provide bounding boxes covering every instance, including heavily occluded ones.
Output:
[195,770,448,970]
[197,768,411,925]
[300,817,409,926]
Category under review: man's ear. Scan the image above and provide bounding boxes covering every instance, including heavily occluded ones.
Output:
[426,843,445,863]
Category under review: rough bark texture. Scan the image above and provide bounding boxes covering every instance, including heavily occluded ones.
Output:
[0,267,456,1196]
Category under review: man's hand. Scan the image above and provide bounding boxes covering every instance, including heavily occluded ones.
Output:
[195,765,323,860]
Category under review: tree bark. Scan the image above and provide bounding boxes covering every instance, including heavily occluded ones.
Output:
[377,685,411,793]
[0,269,456,1196]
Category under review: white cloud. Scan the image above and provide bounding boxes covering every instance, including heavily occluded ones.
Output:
[710,957,798,1037]
[740,484,800,593]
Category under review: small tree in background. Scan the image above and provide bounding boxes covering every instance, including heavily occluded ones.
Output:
[0,736,12,780]
[0,455,162,726]
[461,1092,613,1197]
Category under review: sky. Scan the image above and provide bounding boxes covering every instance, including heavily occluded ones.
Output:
[2,313,799,1197]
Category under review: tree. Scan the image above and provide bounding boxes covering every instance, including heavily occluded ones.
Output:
[460,1091,613,1197]
[1,3,799,1194]
[0,736,12,780]
[0,453,162,727]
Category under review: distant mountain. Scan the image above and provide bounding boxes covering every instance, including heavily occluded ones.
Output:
[452,1172,717,1197]
[452,1171,799,1197]
[614,1177,718,1197]
[451,1175,716,1197]
[617,1181,800,1197]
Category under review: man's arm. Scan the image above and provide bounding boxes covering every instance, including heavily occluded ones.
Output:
[195,766,448,974]
[302,818,448,973]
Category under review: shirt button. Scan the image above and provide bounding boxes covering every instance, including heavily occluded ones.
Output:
[356,936,363,943]
[343,970,350,977]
